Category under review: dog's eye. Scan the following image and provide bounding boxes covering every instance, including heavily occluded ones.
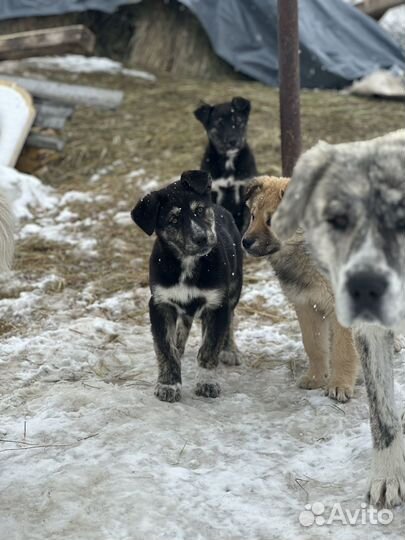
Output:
[327,215,349,231]
[251,214,255,222]
[266,217,271,227]
[195,206,205,216]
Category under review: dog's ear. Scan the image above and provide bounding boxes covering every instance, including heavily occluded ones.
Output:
[181,170,212,195]
[194,103,212,127]
[232,96,251,116]
[131,191,160,236]
[244,177,264,203]
[272,141,333,240]
[278,179,290,200]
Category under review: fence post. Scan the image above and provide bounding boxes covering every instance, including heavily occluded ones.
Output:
[277,0,301,177]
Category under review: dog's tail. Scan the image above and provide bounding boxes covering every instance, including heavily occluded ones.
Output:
[0,192,14,272]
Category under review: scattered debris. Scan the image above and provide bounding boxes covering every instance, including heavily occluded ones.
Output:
[348,69,405,99]
[0,54,156,82]
[0,25,95,61]
[0,72,124,160]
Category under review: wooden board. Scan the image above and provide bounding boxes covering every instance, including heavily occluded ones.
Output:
[0,74,123,110]
[0,25,95,61]
[0,81,36,167]
[34,100,74,130]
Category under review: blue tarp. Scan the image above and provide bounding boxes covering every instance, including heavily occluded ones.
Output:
[1,0,404,89]
[180,0,405,88]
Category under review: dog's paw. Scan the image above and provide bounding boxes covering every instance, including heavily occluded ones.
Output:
[368,436,405,508]
[325,383,354,403]
[195,382,221,398]
[154,382,181,402]
[219,350,241,366]
[297,371,326,390]
[368,475,405,508]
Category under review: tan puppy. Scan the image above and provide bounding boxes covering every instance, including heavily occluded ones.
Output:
[242,175,359,402]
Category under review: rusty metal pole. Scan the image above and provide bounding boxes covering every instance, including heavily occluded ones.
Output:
[277,0,301,177]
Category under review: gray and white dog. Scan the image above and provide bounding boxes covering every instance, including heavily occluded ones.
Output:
[272,129,405,508]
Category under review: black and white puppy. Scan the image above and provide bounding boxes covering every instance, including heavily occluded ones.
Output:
[131,170,243,403]
[194,96,258,231]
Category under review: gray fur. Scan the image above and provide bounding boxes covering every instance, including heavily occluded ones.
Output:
[273,129,405,508]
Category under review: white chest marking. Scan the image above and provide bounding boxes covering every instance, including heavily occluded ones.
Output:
[153,284,223,311]
[225,150,238,171]
[212,176,245,206]
[180,256,197,282]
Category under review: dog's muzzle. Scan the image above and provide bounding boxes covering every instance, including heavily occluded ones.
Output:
[346,270,388,322]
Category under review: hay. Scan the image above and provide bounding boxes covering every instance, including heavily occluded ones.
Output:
[129,0,242,80]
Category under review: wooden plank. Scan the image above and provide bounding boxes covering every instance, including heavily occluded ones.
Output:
[356,0,405,18]
[33,100,74,129]
[26,133,65,152]
[34,100,75,120]
[34,114,67,130]
[0,74,123,109]
[0,25,95,61]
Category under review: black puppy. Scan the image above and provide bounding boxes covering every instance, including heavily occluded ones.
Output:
[131,170,243,403]
[194,96,257,231]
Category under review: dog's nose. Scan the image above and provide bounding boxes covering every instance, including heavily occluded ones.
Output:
[242,237,254,250]
[193,232,208,246]
[347,272,388,309]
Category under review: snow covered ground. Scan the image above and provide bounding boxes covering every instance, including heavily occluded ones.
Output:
[0,166,405,540]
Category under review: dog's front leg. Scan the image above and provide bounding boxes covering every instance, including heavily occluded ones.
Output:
[355,325,405,507]
[149,298,182,402]
[327,313,359,403]
[195,305,229,398]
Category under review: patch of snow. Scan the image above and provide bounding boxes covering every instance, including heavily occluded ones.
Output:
[0,55,157,81]
[0,165,57,219]
[59,191,93,206]
[380,6,405,55]
[114,211,132,226]
[1,166,405,539]
[90,161,123,183]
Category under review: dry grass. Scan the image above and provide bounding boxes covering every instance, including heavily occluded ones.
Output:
[10,70,405,326]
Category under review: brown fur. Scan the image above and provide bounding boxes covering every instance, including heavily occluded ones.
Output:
[243,176,359,402]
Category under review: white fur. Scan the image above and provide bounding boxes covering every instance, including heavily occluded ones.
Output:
[212,177,245,205]
[180,256,197,281]
[0,191,14,272]
[337,231,404,328]
[225,150,238,171]
[369,433,405,507]
[153,284,223,311]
